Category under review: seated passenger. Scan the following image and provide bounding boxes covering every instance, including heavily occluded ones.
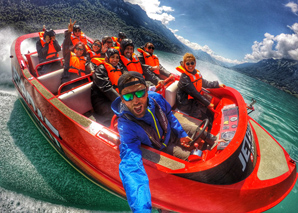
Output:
[60,42,94,92]
[87,39,105,64]
[111,32,127,47]
[101,36,114,54]
[91,48,126,126]
[176,53,225,121]
[62,19,90,58]
[119,39,161,86]
[36,27,62,75]
[137,42,174,81]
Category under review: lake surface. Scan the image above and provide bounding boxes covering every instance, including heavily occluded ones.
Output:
[0,34,297,212]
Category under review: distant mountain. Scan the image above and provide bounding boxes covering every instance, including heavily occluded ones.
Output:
[192,49,228,67]
[232,58,298,97]
[0,0,192,55]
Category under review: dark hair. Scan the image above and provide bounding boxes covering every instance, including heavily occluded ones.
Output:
[144,42,153,48]
[73,25,81,32]
[71,42,87,56]
[92,39,102,51]
[118,32,127,39]
[102,36,112,45]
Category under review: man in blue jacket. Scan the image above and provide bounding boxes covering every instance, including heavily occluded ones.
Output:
[111,71,192,212]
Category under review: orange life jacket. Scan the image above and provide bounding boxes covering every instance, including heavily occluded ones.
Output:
[69,52,87,76]
[103,62,123,93]
[137,48,160,75]
[71,32,91,52]
[89,52,104,65]
[38,31,58,60]
[111,37,120,47]
[71,32,87,45]
[176,66,202,99]
[120,53,144,76]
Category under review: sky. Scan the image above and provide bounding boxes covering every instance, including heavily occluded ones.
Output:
[124,0,298,64]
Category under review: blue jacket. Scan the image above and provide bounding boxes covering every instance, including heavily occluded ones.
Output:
[111,91,188,212]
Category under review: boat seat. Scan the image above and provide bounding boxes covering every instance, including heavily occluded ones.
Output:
[37,68,64,94]
[58,82,93,115]
[165,81,178,108]
[30,51,63,73]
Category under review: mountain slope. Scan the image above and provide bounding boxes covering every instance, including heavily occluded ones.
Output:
[232,58,298,97]
[0,0,191,54]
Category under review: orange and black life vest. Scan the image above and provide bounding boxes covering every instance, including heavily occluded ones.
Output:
[176,66,202,99]
[38,31,58,60]
[71,32,87,45]
[120,53,144,76]
[69,52,87,76]
[89,52,104,65]
[103,63,123,93]
[111,37,120,47]
[137,48,160,75]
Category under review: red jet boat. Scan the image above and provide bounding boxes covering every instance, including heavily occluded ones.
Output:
[10,30,297,212]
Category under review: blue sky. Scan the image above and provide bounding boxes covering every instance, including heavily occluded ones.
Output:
[124,0,298,64]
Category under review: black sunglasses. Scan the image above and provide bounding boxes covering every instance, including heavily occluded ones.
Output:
[94,43,101,47]
[148,46,155,50]
[75,47,84,51]
[185,62,195,66]
[122,89,146,102]
[74,29,81,32]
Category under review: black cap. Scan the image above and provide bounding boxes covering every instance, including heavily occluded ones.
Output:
[118,71,146,94]
[118,32,127,39]
[105,48,119,60]
[120,38,134,55]
[73,25,81,31]
[44,29,55,38]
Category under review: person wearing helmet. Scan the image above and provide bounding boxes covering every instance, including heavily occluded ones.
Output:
[119,39,163,86]
[91,48,126,126]
[111,32,127,47]
[36,27,62,75]
[137,42,174,81]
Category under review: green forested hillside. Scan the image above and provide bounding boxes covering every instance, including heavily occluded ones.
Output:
[0,0,189,54]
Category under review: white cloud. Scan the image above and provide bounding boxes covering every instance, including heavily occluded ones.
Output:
[173,30,242,64]
[285,2,298,15]
[124,0,175,25]
[245,23,298,61]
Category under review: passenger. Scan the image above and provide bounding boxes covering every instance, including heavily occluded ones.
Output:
[101,36,114,54]
[36,28,62,75]
[119,39,161,86]
[88,39,105,65]
[111,32,127,47]
[62,19,89,58]
[91,48,126,126]
[60,41,94,92]
[111,71,193,212]
[176,53,225,121]
[137,42,174,81]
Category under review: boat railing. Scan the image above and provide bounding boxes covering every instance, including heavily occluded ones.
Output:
[57,73,93,95]
[34,57,64,77]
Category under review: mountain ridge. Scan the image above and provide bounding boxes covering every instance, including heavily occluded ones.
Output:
[232,58,298,97]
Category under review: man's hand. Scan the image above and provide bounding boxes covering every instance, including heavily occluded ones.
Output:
[157,80,165,86]
[68,18,76,32]
[180,136,192,148]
